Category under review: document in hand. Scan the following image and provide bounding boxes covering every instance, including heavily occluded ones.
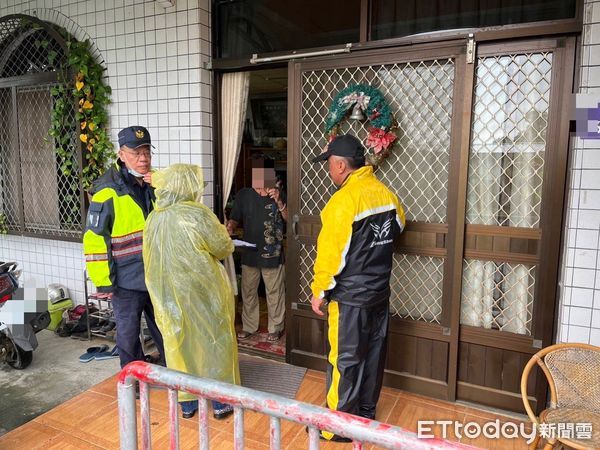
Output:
[232,239,257,248]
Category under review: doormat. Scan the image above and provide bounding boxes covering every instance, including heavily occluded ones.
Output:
[236,329,286,357]
[239,354,307,399]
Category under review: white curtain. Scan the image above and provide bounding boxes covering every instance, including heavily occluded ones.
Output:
[461,152,499,329]
[220,72,250,295]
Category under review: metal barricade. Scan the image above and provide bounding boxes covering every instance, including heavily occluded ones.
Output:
[118,361,476,450]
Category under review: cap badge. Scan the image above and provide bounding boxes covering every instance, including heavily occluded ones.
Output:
[135,130,145,139]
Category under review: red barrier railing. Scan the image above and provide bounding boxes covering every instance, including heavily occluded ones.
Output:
[118,361,478,449]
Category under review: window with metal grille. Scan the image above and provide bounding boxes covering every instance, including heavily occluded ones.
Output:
[0,16,82,240]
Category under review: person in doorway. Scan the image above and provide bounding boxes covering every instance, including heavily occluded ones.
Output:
[310,134,405,442]
[83,126,165,370]
[227,158,287,342]
[143,164,238,420]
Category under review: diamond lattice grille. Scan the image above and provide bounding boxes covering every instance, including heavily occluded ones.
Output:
[0,19,65,78]
[466,53,552,228]
[300,59,454,223]
[390,253,444,323]
[297,243,444,322]
[0,16,82,238]
[461,259,536,335]
[4,84,82,237]
[298,243,316,303]
[0,88,21,230]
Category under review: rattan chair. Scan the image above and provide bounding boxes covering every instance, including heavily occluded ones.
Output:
[521,343,600,449]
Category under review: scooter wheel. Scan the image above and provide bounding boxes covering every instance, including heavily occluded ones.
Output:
[7,347,33,369]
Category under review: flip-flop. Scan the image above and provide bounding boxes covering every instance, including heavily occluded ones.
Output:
[94,346,119,360]
[79,344,109,363]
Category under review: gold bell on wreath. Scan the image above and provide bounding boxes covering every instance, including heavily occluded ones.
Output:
[349,103,366,121]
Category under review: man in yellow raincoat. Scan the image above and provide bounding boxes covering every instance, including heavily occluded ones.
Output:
[143,164,239,420]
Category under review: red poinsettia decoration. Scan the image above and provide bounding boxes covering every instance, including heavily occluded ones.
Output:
[366,127,397,154]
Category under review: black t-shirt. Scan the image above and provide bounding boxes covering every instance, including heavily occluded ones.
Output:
[230,187,285,268]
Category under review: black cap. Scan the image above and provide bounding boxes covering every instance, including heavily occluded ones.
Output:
[312,134,365,163]
[118,126,152,149]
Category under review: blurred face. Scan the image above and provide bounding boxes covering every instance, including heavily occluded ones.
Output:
[119,145,152,175]
[251,167,277,189]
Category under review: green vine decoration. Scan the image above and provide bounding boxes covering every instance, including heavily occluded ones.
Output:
[0,213,8,234]
[48,38,113,192]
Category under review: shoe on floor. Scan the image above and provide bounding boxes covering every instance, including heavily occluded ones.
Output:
[100,321,116,333]
[236,330,253,339]
[304,427,352,443]
[94,345,119,360]
[144,353,164,365]
[320,431,352,443]
[213,405,234,420]
[267,330,283,341]
[78,344,108,363]
[182,410,196,419]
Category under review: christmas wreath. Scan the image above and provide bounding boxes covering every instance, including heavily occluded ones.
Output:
[324,83,397,165]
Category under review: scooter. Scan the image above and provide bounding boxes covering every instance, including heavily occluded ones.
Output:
[0,262,50,369]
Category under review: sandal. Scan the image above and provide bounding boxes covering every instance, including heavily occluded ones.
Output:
[78,344,109,363]
[267,331,283,342]
[237,330,253,339]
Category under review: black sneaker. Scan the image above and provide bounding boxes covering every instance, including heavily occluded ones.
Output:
[213,406,234,420]
[321,432,352,443]
[100,322,116,333]
[182,409,196,419]
[304,427,352,443]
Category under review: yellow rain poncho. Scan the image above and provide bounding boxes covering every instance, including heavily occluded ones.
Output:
[143,164,239,402]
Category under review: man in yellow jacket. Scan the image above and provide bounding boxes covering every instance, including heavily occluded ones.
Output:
[311,134,405,442]
[83,126,164,369]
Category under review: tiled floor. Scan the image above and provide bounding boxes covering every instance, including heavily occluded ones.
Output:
[0,367,533,449]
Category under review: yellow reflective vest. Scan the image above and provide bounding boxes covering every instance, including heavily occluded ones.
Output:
[83,165,153,292]
[311,166,406,307]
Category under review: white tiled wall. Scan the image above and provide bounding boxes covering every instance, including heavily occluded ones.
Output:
[0,0,212,304]
[558,0,600,344]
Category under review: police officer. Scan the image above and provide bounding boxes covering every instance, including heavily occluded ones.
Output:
[83,126,164,368]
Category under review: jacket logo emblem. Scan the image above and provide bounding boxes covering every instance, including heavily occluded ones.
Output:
[371,218,392,239]
[370,218,393,248]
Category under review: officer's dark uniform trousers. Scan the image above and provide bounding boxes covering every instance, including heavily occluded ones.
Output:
[112,287,164,368]
[326,299,390,419]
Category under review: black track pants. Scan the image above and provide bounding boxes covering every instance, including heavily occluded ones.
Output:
[324,300,389,423]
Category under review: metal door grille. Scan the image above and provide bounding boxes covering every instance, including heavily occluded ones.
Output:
[461,52,552,335]
[466,53,551,228]
[298,59,454,320]
[300,59,454,222]
[297,243,316,303]
[461,259,536,335]
[391,253,443,323]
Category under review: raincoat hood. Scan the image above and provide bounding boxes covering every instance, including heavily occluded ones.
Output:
[153,163,205,208]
